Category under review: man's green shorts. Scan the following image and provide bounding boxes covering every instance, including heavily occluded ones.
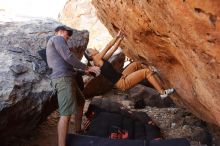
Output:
[52,76,85,116]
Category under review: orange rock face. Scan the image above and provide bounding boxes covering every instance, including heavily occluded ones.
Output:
[90,0,220,126]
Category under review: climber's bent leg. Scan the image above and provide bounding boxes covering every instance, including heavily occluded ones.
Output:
[122,62,142,77]
[146,69,175,98]
[125,66,167,94]
[115,68,152,91]
[116,66,175,98]
[146,72,164,94]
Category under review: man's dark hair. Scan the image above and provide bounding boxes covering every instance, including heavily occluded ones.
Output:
[55,25,73,37]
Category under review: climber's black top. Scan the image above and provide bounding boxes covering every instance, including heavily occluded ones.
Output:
[100,59,122,84]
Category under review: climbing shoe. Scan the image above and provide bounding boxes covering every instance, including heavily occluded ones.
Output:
[160,88,175,99]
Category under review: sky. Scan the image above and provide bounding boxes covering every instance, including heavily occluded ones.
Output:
[0,0,67,19]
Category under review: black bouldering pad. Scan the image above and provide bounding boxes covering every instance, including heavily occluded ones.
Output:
[66,134,190,146]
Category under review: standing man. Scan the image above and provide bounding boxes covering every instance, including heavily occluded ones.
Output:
[46,25,97,146]
[69,46,86,133]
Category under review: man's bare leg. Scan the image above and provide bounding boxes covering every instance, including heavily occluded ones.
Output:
[72,105,84,133]
[58,115,71,146]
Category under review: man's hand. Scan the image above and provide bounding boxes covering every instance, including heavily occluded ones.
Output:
[85,66,101,77]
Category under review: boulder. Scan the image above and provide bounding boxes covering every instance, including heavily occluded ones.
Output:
[89,0,220,127]
[59,0,112,49]
[0,13,89,140]
[128,84,174,108]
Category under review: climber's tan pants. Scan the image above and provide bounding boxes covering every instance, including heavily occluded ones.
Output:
[115,62,164,93]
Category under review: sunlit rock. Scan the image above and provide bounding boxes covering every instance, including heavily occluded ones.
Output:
[59,0,112,50]
[90,0,220,127]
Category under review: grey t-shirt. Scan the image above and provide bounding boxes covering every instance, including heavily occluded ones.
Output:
[46,35,86,79]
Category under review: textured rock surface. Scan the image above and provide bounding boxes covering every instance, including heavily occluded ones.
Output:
[59,0,112,49]
[128,84,174,108]
[90,0,220,126]
[0,13,89,141]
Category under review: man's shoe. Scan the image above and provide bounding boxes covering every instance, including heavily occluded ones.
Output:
[160,88,175,99]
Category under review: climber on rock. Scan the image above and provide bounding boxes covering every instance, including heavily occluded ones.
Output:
[84,30,175,99]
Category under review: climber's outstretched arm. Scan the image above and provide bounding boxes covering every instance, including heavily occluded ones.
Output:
[103,36,124,60]
[98,30,122,59]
